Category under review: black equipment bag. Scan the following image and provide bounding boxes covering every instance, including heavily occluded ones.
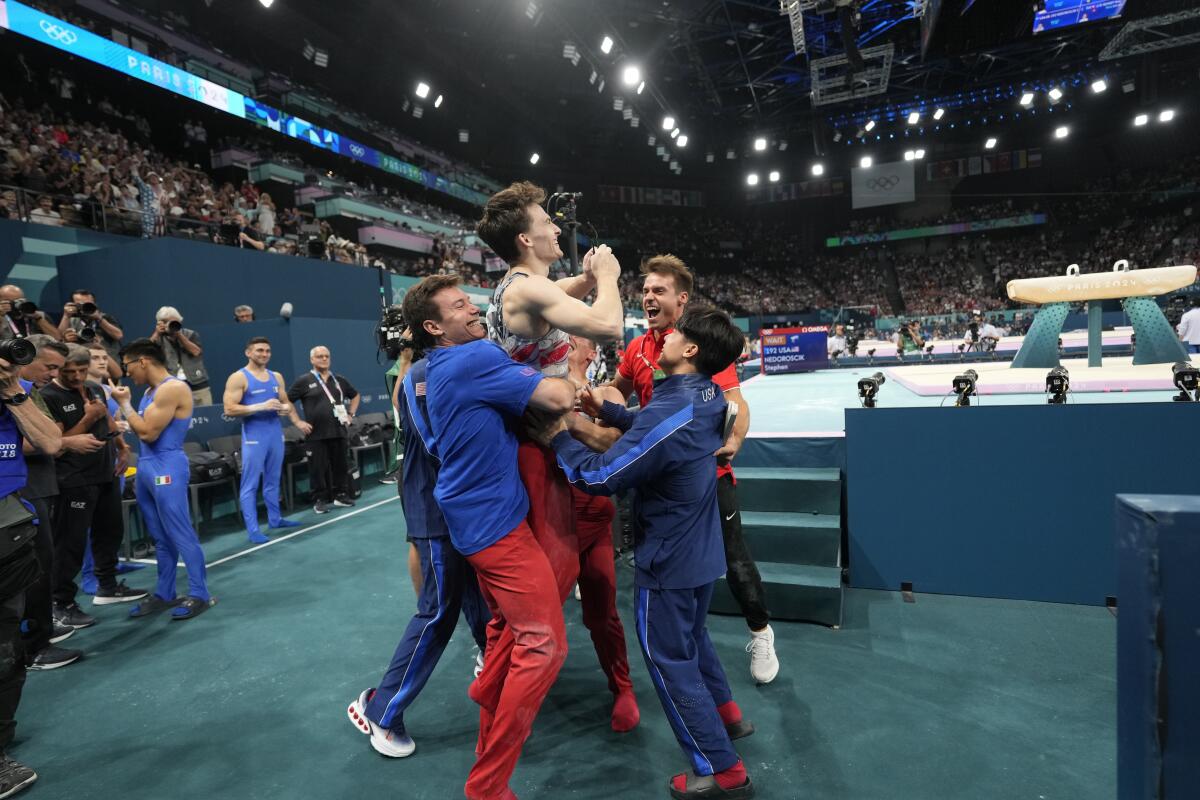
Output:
[187,451,233,483]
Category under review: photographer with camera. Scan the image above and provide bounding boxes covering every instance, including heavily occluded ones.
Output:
[965,311,1002,353]
[0,286,57,341]
[892,319,925,356]
[56,290,124,381]
[150,307,212,406]
[827,324,847,359]
[0,334,64,797]
[41,346,144,628]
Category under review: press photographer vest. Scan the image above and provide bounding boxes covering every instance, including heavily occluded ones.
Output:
[0,406,28,499]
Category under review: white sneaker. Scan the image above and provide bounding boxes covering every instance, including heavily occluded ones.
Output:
[474,650,485,678]
[347,688,416,758]
[746,625,780,685]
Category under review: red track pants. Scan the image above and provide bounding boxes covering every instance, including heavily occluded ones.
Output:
[464,522,567,800]
[573,489,633,696]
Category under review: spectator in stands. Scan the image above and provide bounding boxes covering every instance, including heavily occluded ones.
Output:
[234,305,255,323]
[57,290,123,380]
[132,169,163,238]
[287,346,359,515]
[27,196,61,227]
[150,306,212,406]
[233,213,265,251]
[256,193,276,237]
[0,286,57,340]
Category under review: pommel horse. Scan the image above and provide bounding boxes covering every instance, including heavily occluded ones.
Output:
[1006,260,1197,368]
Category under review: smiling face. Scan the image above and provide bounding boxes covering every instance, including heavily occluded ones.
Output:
[246,342,271,368]
[517,203,562,264]
[656,329,697,374]
[642,271,688,333]
[426,287,485,346]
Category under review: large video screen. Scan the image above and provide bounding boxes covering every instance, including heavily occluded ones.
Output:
[0,0,487,206]
[1033,1,1125,33]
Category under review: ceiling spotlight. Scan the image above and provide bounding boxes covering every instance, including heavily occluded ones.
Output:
[706,152,715,163]
[1090,79,1107,94]
[779,140,788,151]
[746,173,759,186]
[864,119,876,131]
[670,128,680,139]
[458,129,469,143]
[529,152,540,165]
[600,35,614,54]
[1048,87,1063,101]
[933,108,945,120]
[907,111,920,125]
[753,137,767,151]
[1134,113,1149,126]
[677,135,688,147]
[860,156,873,168]
[1159,109,1175,123]
[636,81,645,94]
[434,95,443,108]
[416,82,430,99]
[915,149,926,159]
[1019,91,1034,106]
[811,163,824,176]
[621,65,641,87]
[833,130,843,142]
[903,150,915,161]
[1122,80,1135,93]
[769,170,780,182]
[1054,126,1069,139]
[258,0,274,8]
[662,116,675,131]
[984,137,997,149]
[726,149,736,160]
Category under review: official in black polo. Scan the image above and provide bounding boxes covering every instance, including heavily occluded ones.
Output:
[40,345,145,629]
[287,346,360,515]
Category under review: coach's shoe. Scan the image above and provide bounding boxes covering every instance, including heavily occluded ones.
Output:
[49,623,75,644]
[717,701,755,741]
[53,603,96,629]
[313,500,330,515]
[271,518,302,529]
[746,625,779,685]
[27,645,82,671]
[92,582,149,606]
[170,597,215,621]
[669,764,754,800]
[347,689,416,758]
[333,495,356,508]
[129,595,182,618]
[0,754,37,798]
[247,530,270,545]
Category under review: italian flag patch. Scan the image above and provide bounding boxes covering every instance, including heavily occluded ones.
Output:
[154,475,172,486]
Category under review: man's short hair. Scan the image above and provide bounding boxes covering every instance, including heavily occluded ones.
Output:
[476,181,546,264]
[71,289,95,299]
[85,338,108,352]
[25,334,67,358]
[120,338,166,366]
[64,343,91,366]
[640,254,694,295]
[402,275,461,351]
[247,336,271,348]
[234,304,254,316]
[156,306,182,323]
[674,305,744,377]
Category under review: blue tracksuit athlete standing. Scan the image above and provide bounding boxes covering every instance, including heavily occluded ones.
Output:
[347,355,491,758]
[222,338,301,544]
[541,307,756,800]
[112,339,212,621]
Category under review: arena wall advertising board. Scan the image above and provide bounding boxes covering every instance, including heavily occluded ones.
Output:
[850,160,916,209]
[759,326,829,374]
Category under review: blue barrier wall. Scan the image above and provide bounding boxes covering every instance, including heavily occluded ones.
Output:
[845,403,1196,605]
[53,235,385,327]
[1116,495,1200,800]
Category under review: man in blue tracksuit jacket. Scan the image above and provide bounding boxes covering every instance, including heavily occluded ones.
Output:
[531,306,756,800]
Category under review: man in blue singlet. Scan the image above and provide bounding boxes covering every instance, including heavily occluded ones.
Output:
[110,339,213,621]
[222,337,303,544]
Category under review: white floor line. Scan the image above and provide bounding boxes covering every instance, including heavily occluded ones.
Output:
[205,496,399,568]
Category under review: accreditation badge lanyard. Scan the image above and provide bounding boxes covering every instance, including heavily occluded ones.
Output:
[312,370,349,425]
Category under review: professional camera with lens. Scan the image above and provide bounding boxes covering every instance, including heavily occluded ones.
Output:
[72,302,98,318]
[167,320,183,334]
[8,300,38,319]
[0,338,36,366]
[376,305,411,360]
[845,324,860,356]
[77,324,99,343]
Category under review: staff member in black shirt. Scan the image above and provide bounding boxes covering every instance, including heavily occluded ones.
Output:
[40,345,145,629]
[288,346,359,515]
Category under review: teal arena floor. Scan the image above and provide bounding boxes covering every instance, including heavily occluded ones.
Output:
[15,482,1116,800]
[741,359,1181,433]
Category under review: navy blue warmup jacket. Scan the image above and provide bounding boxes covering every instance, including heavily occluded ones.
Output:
[549,373,727,591]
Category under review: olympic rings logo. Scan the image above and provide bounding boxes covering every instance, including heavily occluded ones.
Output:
[866,176,900,190]
[349,144,366,157]
[39,20,78,45]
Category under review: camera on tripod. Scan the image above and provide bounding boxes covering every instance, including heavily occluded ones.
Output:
[376,304,411,360]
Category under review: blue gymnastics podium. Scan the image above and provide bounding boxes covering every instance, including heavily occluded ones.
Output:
[1116,495,1200,800]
